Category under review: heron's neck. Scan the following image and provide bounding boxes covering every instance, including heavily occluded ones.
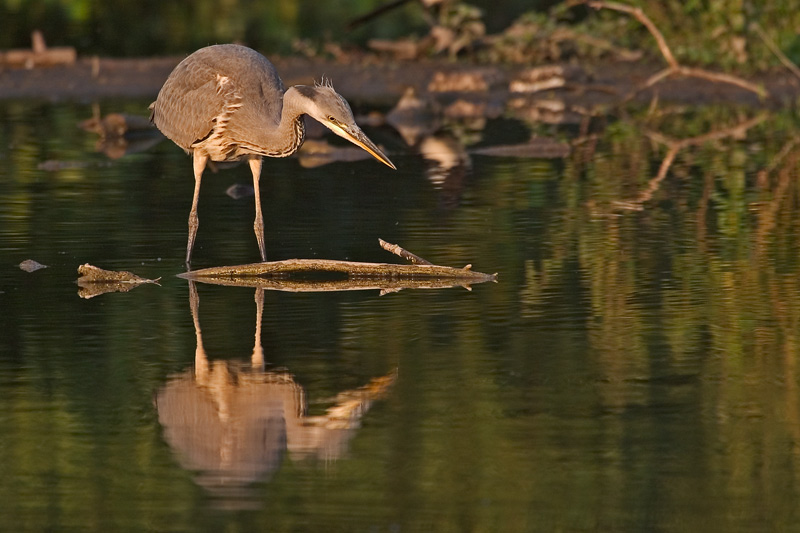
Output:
[239,86,307,158]
[266,86,307,157]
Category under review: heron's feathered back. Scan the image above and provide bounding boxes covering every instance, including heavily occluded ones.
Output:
[150,44,287,155]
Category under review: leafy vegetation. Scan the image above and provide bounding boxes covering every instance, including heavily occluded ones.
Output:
[1,0,799,72]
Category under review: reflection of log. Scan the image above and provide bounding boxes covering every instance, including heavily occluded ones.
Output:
[176,275,489,294]
[179,239,497,292]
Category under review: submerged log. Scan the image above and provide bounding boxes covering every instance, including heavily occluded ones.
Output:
[179,239,497,293]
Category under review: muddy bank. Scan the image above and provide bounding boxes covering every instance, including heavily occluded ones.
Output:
[1,55,799,109]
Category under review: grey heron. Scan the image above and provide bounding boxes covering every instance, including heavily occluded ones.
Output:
[150,44,395,264]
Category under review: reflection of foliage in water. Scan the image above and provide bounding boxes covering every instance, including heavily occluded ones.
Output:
[509,104,800,529]
[3,100,800,529]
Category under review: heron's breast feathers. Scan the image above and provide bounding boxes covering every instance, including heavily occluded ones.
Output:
[190,73,305,161]
[190,75,245,161]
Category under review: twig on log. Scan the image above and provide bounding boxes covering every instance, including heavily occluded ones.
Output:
[579,1,767,99]
[379,238,434,265]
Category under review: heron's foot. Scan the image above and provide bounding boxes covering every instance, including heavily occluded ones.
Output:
[254,218,266,262]
[187,212,199,265]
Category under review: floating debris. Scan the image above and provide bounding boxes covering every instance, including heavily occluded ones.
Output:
[76,264,160,299]
[19,259,47,272]
[226,183,255,199]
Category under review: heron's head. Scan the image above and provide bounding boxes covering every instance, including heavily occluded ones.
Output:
[294,81,396,170]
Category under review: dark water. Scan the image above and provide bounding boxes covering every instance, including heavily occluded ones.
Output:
[2,99,800,532]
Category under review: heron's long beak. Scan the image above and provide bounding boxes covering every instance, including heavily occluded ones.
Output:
[325,121,396,170]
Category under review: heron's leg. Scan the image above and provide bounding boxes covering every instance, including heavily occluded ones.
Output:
[249,156,267,261]
[251,288,265,370]
[187,152,207,266]
[188,281,209,382]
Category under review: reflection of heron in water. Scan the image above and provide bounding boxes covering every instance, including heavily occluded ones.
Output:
[79,104,164,159]
[155,282,395,508]
[385,88,470,209]
[386,87,440,146]
[149,44,395,264]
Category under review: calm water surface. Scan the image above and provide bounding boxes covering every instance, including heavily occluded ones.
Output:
[2,99,800,531]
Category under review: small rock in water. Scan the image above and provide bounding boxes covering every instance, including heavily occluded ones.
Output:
[226,183,254,199]
[19,259,47,272]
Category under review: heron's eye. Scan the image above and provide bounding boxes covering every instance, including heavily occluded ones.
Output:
[327,115,336,123]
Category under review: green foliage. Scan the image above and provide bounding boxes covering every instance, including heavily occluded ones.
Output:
[0,0,428,55]
[1,0,799,71]
[471,1,800,71]
[569,1,800,71]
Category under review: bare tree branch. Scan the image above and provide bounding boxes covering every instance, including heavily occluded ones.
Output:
[586,1,678,68]
[751,22,800,82]
[612,112,768,210]
[576,0,767,99]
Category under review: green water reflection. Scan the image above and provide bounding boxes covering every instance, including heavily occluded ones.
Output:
[1,100,800,531]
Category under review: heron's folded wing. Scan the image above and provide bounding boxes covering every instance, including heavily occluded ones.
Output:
[151,59,225,151]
